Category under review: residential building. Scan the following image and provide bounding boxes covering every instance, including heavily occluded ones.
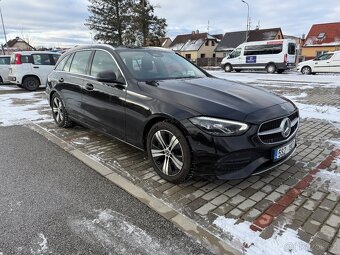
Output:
[4,37,35,54]
[301,22,340,60]
[215,28,283,57]
[169,31,222,62]
[159,37,172,48]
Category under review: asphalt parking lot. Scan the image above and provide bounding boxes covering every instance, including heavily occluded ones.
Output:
[0,71,339,255]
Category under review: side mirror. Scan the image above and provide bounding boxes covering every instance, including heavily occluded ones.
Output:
[96,70,121,83]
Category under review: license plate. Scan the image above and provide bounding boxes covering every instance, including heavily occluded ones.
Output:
[273,139,295,161]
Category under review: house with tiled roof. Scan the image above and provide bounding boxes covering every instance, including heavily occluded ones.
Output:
[169,31,222,62]
[159,37,172,48]
[215,28,283,57]
[301,22,340,60]
[4,37,35,53]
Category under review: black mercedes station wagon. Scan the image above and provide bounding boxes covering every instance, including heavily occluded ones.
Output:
[47,45,299,183]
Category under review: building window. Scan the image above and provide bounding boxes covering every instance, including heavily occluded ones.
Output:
[205,41,209,46]
[200,54,206,58]
[185,54,191,59]
[277,35,281,39]
[211,41,215,46]
[213,53,216,58]
[316,51,328,57]
[317,32,326,39]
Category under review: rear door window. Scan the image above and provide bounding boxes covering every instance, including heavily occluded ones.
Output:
[32,54,53,65]
[55,54,71,71]
[69,51,92,75]
[288,43,296,55]
[52,54,61,64]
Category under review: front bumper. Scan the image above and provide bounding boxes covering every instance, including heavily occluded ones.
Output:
[8,75,17,84]
[181,116,298,180]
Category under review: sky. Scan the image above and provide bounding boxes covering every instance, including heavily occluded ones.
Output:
[0,0,339,48]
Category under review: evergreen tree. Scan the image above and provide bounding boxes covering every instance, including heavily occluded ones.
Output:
[86,0,131,46]
[86,0,167,46]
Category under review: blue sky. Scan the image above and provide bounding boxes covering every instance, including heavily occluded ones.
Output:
[1,0,339,47]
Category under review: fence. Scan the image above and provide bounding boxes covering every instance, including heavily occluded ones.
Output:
[195,57,224,67]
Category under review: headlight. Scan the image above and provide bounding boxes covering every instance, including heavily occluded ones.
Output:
[189,117,249,136]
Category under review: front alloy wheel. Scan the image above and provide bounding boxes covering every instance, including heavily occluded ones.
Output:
[301,66,312,75]
[147,122,191,183]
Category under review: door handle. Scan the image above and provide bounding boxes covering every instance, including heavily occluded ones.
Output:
[59,78,64,83]
[85,83,94,91]
[33,66,39,69]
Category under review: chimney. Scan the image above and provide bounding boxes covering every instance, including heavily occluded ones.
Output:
[16,36,20,40]
[301,34,305,40]
[196,30,199,34]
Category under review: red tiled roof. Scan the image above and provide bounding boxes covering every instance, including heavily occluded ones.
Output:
[304,22,340,46]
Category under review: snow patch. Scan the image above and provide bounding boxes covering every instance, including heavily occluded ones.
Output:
[0,92,52,126]
[315,170,340,195]
[68,209,194,255]
[213,217,312,255]
[294,103,340,123]
[30,233,49,255]
[327,140,340,148]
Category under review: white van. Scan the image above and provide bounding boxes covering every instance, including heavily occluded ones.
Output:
[221,39,297,73]
[297,51,340,74]
[8,51,61,91]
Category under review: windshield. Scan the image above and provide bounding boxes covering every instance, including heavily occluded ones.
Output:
[118,50,206,81]
[315,53,333,61]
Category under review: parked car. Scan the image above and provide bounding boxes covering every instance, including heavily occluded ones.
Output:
[8,51,61,91]
[47,45,299,183]
[0,55,10,83]
[297,51,340,74]
[221,39,297,73]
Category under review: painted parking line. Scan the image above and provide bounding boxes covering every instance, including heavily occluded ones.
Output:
[250,149,340,232]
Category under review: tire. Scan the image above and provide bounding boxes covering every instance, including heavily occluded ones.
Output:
[147,121,191,184]
[0,76,3,84]
[23,76,40,91]
[277,69,285,74]
[266,63,277,74]
[301,66,312,75]
[224,64,232,72]
[235,69,241,73]
[51,93,73,128]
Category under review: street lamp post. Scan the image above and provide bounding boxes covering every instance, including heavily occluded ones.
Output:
[241,0,249,42]
[0,0,8,55]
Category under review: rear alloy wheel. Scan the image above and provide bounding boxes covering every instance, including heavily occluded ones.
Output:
[51,94,73,128]
[224,64,232,72]
[147,122,191,183]
[23,76,40,91]
[301,66,312,75]
[266,64,277,74]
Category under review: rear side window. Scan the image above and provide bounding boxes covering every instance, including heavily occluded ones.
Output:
[0,57,10,65]
[244,44,283,55]
[21,55,32,63]
[55,54,71,71]
[69,51,92,75]
[288,43,296,55]
[32,54,53,65]
[52,54,60,64]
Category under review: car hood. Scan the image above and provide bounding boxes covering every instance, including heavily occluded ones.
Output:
[139,77,295,124]
[298,60,314,66]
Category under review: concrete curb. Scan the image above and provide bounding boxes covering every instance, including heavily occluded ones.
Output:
[30,123,241,255]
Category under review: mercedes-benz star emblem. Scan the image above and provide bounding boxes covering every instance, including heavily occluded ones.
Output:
[280,118,291,138]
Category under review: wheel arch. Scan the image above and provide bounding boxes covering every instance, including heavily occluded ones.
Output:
[142,114,190,150]
[22,74,41,85]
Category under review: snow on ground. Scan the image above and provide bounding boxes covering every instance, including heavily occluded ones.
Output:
[0,85,20,91]
[208,70,340,88]
[213,217,312,255]
[68,209,198,255]
[0,91,52,126]
[30,233,49,255]
[314,170,340,195]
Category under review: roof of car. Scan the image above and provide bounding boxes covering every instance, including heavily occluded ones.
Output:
[12,51,61,55]
[66,44,173,53]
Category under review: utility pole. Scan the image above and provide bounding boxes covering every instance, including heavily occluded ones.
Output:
[0,0,8,55]
[241,0,249,42]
